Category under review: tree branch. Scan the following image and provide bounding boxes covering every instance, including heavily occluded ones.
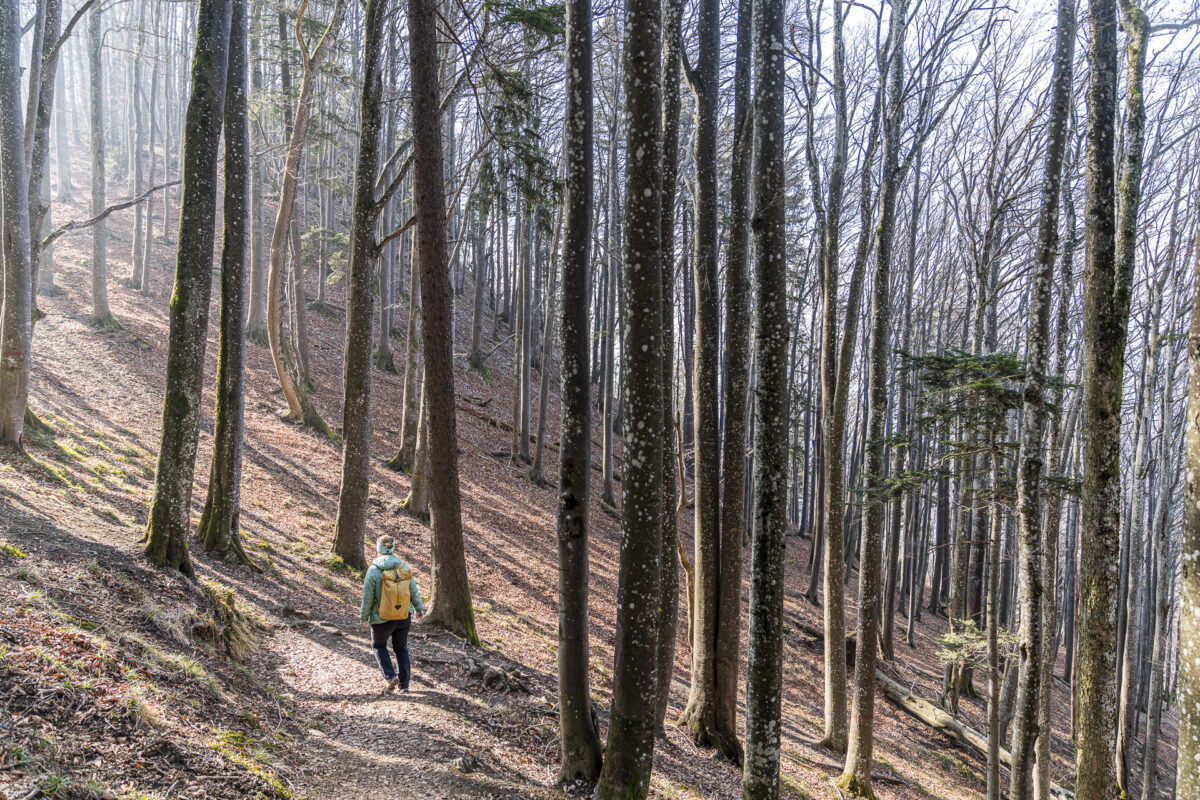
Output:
[43,180,179,248]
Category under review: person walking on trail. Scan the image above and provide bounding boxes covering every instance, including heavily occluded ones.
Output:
[360,535,425,693]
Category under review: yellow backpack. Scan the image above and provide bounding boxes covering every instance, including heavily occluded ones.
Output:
[378,567,413,621]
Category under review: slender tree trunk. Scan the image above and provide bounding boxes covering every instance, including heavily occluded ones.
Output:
[197,0,254,569]
[88,3,112,327]
[245,6,267,342]
[0,0,32,448]
[389,238,422,474]
[143,0,232,576]
[265,0,346,437]
[1009,0,1075,794]
[407,0,477,643]
[655,0,683,730]
[594,0,662,790]
[1175,212,1200,800]
[712,0,752,764]
[740,0,788,788]
[330,0,386,573]
[681,0,723,747]
[554,0,602,774]
[840,3,904,790]
[1075,0,1127,790]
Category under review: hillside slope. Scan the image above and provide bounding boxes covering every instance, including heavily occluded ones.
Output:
[0,185,1169,800]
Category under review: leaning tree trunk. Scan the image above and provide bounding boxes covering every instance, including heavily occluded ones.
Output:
[0,0,32,448]
[265,0,346,439]
[407,0,478,644]
[26,0,61,311]
[1009,0,1075,792]
[1176,211,1200,800]
[840,4,904,791]
[740,0,788,790]
[330,0,386,573]
[1075,0,1128,791]
[87,3,112,327]
[197,0,254,569]
[143,0,232,576]
[554,0,603,775]
[594,0,663,793]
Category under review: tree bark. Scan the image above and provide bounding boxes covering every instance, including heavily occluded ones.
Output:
[713,0,752,765]
[1075,0,1126,790]
[87,3,112,327]
[741,0,788,790]
[1175,210,1200,800]
[0,0,33,448]
[840,3,905,791]
[143,0,232,576]
[680,0,724,749]
[554,0,602,775]
[594,0,662,791]
[197,0,253,569]
[1008,0,1075,795]
[330,0,387,573]
[407,0,477,644]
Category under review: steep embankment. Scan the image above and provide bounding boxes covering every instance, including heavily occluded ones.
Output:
[0,181,1138,800]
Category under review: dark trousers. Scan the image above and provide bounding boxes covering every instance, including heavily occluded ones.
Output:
[370,617,412,687]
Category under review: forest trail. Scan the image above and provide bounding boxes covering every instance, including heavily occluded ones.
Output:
[0,178,1163,800]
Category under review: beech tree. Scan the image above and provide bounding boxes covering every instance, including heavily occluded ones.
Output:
[595,0,663,790]
[407,0,478,643]
[143,0,232,576]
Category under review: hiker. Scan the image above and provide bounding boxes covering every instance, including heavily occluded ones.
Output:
[360,535,425,693]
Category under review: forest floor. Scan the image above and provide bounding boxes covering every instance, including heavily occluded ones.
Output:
[0,178,1179,800]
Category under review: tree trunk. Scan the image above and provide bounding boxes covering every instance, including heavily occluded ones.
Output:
[840,4,904,790]
[1175,211,1200,800]
[330,0,386,573]
[265,0,346,438]
[1009,0,1075,793]
[143,0,232,576]
[740,0,788,790]
[245,6,267,342]
[197,0,254,570]
[0,0,32,448]
[594,0,662,791]
[88,3,112,327]
[655,0,683,731]
[712,0,752,765]
[680,0,723,748]
[1075,0,1127,790]
[390,236,422,474]
[554,0,602,774]
[407,0,477,644]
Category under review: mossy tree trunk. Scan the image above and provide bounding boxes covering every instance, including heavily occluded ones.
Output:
[1075,0,1127,791]
[143,0,232,577]
[197,0,255,570]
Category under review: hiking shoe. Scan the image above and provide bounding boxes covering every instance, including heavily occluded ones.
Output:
[385,678,399,693]
[400,685,410,694]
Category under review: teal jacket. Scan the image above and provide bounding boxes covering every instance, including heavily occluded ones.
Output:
[360,554,425,624]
